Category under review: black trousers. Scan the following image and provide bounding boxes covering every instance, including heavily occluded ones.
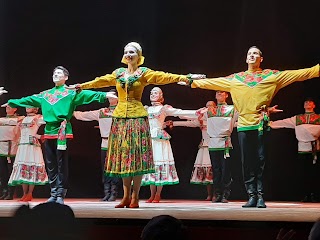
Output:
[209,150,232,195]
[238,130,266,195]
[298,153,319,197]
[0,156,15,192]
[44,139,69,197]
[101,150,119,187]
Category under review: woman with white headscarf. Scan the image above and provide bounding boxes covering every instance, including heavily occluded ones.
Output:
[142,87,196,203]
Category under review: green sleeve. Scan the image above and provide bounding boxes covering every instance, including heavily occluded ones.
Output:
[73,90,107,106]
[8,94,42,108]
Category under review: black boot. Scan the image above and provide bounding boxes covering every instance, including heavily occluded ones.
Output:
[56,189,67,205]
[212,192,223,203]
[212,185,223,203]
[221,189,231,203]
[108,184,118,202]
[310,193,318,203]
[256,194,267,208]
[47,187,58,203]
[301,194,310,202]
[0,189,8,200]
[102,183,111,201]
[242,194,257,208]
[4,186,15,200]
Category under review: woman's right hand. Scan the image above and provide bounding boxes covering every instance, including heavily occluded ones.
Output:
[177,73,206,86]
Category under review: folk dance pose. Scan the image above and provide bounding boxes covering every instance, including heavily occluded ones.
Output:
[142,87,196,203]
[170,101,215,201]
[70,42,203,208]
[73,89,119,201]
[270,98,320,202]
[8,107,48,202]
[4,66,108,204]
[182,46,320,208]
[0,105,21,200]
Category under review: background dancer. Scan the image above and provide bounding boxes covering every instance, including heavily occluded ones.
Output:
[142,87,196,203]
[270,98,320,202]
[74,89,119,201]
[169,101,215,201]
[8,107,48,202]
[0,105,21,200]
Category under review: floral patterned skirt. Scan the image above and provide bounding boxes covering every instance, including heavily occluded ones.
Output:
[105,117,154,177]
[141,138,179,186]
[9,144,48,186]
[190,147,213,185]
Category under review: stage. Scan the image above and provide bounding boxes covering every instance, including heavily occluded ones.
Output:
[0,199,320,222]
[0,199,318,239]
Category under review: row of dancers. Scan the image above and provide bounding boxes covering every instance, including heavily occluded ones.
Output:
[0,41,319,208]
[0,84,229,204]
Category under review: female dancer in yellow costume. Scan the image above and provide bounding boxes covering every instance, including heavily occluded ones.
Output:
[72,42,203,208]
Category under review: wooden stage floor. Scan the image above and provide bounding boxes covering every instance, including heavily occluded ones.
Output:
[1,199,320,222]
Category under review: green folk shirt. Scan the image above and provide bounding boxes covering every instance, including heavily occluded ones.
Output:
[8,85,106,139]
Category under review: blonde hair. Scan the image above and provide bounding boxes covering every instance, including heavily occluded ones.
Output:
[121,42,145,66]
[124,42,142,56]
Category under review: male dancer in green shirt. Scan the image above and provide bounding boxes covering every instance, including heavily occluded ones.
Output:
[4,66,111,204]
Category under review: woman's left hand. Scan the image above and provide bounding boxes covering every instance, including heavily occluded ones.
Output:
[0,87,8,95]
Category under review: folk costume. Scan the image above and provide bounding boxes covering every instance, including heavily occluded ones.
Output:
[205,103,237,202]
[141,103,196,186]
[0,115,20,200]
[191,64,320,207]
[8,114,48,186]
[271,112,320,201]
[8,85,107,202]
[173,117,213,185]
[80,67,190,177]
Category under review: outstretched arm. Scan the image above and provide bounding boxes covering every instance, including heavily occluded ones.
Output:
[144,69,205,85]
[190,76,231,92]
[276,64,320,89]
[73,90,107,106]
[144,69,188,85]
[173,119,201,128]
[71,71,117,90]
[270,116,296,129]
[163,105,197,118]
[6,94,42,109]
[0,117,20,125]
[73,109,100,121]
